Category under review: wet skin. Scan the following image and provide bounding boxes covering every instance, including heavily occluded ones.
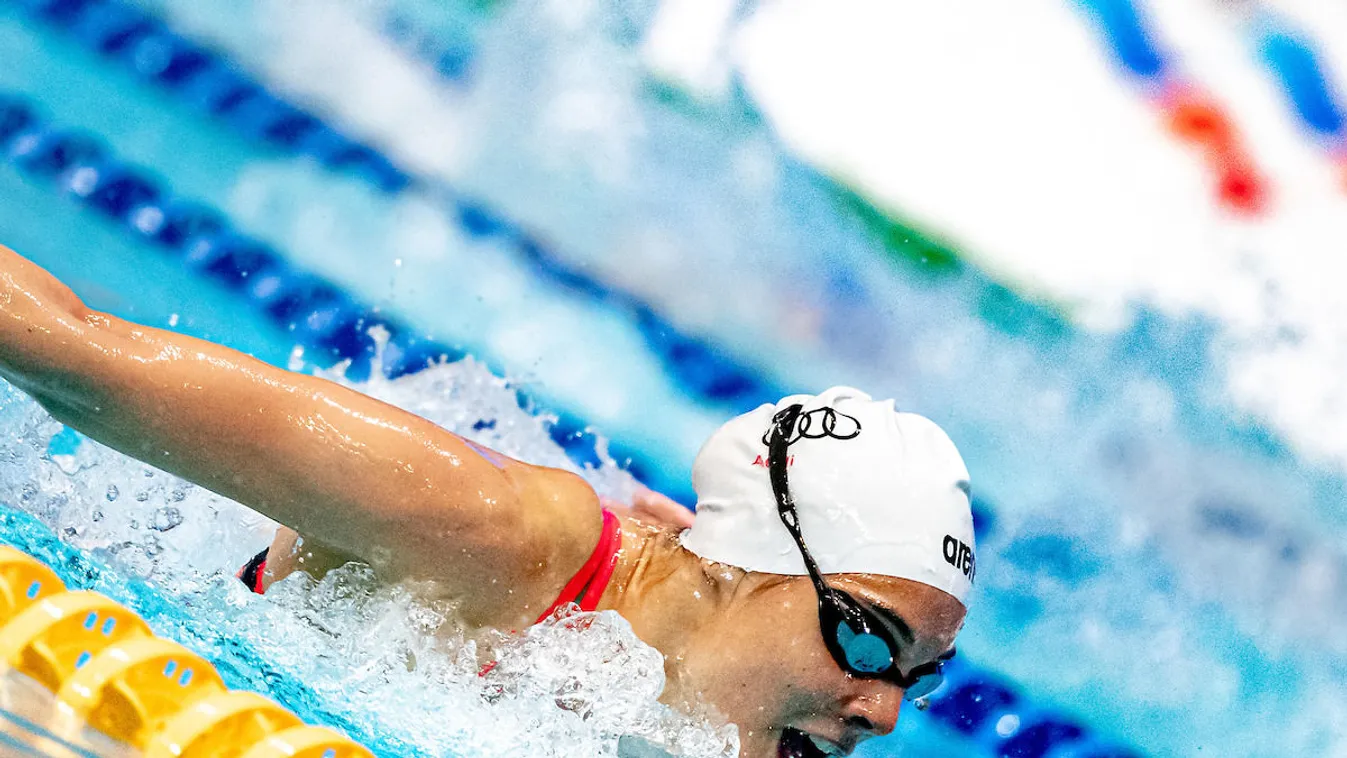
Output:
[603,525,967,758]
[267,521,965,758]
[0,246,965,757]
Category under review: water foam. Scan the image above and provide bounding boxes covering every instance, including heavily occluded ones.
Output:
[0,353,736,758]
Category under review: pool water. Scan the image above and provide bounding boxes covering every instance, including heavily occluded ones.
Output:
[1,1,1345,756]
[0,362,740,757]
[0,667,134,757]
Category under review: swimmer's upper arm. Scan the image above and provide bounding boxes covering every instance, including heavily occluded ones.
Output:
[0,247,602,620]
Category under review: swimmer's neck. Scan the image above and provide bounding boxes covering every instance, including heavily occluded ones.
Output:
[602,517,754,707]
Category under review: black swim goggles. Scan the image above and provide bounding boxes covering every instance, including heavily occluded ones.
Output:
[767,405,954,701]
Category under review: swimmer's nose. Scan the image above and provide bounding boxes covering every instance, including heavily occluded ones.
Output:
[842,683,902,738]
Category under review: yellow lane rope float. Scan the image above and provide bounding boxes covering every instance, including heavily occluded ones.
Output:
[0,546,374,757]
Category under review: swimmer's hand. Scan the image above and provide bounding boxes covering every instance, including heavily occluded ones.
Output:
[600,486,694,529]
[0,245,603,628]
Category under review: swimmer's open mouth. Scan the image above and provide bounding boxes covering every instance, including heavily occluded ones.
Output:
[778,728,843,758]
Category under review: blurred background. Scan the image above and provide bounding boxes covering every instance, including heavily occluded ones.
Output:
[1,0,1346,756]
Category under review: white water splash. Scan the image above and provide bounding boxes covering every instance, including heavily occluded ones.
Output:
[0,352,736,758]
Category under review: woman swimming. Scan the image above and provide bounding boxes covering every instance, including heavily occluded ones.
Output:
[0,246,975,758]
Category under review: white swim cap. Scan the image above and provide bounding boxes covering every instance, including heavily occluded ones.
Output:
[680,387,976,605]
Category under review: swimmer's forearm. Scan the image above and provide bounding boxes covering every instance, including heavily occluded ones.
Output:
[0,246,102,394]
[0,246,425,538]
[0,246,86,315]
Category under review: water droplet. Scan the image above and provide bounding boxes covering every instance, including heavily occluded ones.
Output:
[168,313,180,327]
[150,507,184,532]
[105,485,119,502]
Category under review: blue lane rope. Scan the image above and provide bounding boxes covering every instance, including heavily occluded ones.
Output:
[0,90,1139,758]
[1074,0,1169,82]
[1256,25,1346,143]
[1,0,1005,533]
[0,89,664,496]
[380,9,477,84]
[1079,0,1347,149]
[6,0,781,411]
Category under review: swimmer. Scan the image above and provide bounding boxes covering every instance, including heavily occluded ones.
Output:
[0,246,975,758]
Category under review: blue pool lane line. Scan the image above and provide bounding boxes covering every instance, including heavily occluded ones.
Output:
[6,0,781,412]
[0,94,1140,758]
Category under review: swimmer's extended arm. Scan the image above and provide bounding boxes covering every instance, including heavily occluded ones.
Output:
[0,246,602,625]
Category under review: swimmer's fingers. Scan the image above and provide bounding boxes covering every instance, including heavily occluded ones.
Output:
[602,487,694,528]
[635,487,695,528]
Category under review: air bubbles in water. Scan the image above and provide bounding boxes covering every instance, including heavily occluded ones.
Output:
[0,355,721,757]
[150,507,184,532]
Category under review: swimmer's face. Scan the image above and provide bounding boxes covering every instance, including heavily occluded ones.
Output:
[681,574,965,758]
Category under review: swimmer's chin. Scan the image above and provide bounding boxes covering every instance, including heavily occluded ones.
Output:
[776,727,848,758]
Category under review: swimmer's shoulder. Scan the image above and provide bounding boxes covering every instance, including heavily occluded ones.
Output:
[510,464,606,567]
[461,439,603,544]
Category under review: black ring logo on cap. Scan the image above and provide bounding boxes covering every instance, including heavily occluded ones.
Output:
[762,406,862,446]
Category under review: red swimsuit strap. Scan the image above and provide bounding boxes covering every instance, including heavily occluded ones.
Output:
[534,509,622,624]
[241,510,624,627]
[233,510,623,680]
[238,548,269,595]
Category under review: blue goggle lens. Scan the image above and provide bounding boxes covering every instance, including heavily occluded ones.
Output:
[836,621,894,674]
[904,671,944,701]
[827,601,952,701]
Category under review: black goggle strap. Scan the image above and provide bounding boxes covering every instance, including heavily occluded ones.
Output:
[767,407,957,700]
[766,406,894,664]
[898,646,957,689]
[766,405,834,601]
